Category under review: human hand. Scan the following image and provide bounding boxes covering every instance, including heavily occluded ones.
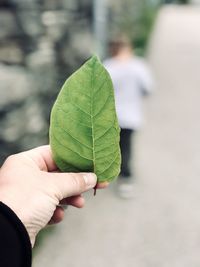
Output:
[0,145,108,247]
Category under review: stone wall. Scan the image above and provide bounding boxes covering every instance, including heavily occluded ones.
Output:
[0,0,94,164]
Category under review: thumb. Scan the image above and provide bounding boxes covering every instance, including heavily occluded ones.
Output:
[47,172,97,200]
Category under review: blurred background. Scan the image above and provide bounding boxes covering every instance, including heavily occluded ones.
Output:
[1,0,200,266]
[0,0,161,163]
[0,0,192,163]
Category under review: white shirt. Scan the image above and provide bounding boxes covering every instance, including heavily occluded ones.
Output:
[104,56,153,130]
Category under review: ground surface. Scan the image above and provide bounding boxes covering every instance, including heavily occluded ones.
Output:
[33,5,200,267]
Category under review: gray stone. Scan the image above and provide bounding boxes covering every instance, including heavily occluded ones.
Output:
[0,11,20,39]
[0,64,33,108]
[17,10,43,37]
[0,43,24,64]
[0,0,93,163]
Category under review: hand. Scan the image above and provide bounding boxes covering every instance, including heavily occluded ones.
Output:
[0,145,108,247]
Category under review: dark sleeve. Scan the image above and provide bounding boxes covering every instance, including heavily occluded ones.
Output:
[0,202,32,267]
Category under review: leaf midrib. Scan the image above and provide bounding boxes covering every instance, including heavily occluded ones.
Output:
[90,60,96,173]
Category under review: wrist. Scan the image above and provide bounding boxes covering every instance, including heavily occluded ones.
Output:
[0,194,35,247]
[0,201,32,260]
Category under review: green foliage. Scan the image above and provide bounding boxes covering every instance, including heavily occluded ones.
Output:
[132,3,159,56]
[49,56,121,182]
[108,0,160,56]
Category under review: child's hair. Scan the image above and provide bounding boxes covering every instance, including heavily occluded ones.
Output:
[108,34,132,56]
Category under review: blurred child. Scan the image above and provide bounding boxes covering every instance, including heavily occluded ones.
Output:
[104,35,153,198]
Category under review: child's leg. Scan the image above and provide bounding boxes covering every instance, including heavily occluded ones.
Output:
[120,129,134,178]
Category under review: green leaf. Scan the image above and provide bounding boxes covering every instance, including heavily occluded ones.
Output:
[49,55,121,182]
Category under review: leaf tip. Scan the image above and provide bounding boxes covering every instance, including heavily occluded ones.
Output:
[89,54,101,64]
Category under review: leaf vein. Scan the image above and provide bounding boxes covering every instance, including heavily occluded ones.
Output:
[93,95,112,118]
[54,123,93,150]
[52,132,93,161]
[56,107,92,128]
[70,79,91,98]
[69,99,91,117]
[94,124,116,142]
[97,153,119,176]
[94,76,110,96]
[96,148,118,160]
[95,143,116,153]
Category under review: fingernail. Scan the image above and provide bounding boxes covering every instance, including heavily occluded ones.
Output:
[83,173,97,188]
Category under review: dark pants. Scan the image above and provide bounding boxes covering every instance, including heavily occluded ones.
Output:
[120,128,135,178]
